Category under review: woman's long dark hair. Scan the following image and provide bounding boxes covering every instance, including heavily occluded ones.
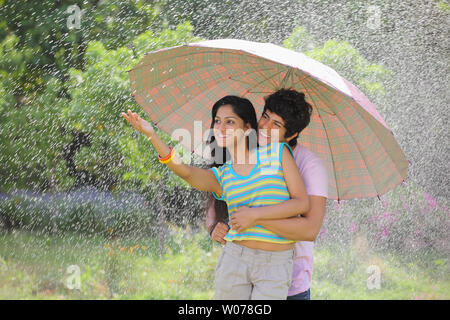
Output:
[206,95,258,227]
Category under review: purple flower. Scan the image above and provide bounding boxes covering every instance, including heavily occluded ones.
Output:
[318,227,328,238]
[423,192,439,209]
[382,211,392,219]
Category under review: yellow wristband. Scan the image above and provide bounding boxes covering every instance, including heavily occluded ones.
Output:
[159,148,176,164]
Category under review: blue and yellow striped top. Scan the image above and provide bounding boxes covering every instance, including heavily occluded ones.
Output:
[209,142,295,244]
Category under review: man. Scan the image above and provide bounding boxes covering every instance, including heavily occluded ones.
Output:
[206,89,328,300]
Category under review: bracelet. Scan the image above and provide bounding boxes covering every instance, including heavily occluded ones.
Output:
[158,147,176,164]
[158,146,173,161]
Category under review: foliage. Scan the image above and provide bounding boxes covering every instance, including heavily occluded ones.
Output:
[0,76,74,191]
[0,19,200,193]
[63,22,201,193]
[0,0,164,97]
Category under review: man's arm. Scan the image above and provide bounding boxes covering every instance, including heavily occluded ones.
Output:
[206,203,216,234]
[257,195,326,241]
[206,202,229,245]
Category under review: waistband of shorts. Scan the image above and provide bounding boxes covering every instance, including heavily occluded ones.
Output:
[224,241,294,263]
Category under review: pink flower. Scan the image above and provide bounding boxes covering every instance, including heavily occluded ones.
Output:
[334,201,344,211]
[423,192,439,209]
[318,227,328,238]
[382,211,392,219]
[349,222,358,233]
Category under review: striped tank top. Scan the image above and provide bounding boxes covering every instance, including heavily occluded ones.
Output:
[209,142,295,244]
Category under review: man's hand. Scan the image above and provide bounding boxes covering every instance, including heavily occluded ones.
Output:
[211,222,229,245]
[230,206,257,233]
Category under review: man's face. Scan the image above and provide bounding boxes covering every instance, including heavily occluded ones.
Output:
[257,109,288,146]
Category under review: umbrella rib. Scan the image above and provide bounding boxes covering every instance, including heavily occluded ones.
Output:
[350,100,407,190]
[300,75,381,198]
[332,104,380,197]
[130,49,264,73]
[158,66,299,137]
[132,48,357,103]
[294,71,336,115]
[236,69,287,95]
[279,67,293,88]
[148,66,283,126]
[133,60,276,97]
[155,76,260,130]
[227,67,282,88]
[133,61,268,118]
[295,74,341,200]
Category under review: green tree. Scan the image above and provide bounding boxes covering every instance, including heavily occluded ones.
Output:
[0,21,201,193]
[63,22,201,193]
[0,0,163,105]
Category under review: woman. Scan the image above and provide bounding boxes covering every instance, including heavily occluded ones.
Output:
[121,95,309,299]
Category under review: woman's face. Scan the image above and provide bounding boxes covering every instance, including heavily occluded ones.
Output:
[213,104,250,149]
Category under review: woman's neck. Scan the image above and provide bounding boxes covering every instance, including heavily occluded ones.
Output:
[228,140,255,165]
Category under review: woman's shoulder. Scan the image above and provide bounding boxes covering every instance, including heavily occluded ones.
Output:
[256,142,294,167]
[209,161,232,175]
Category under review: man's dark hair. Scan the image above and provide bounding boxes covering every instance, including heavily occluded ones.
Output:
[263,89,313,148]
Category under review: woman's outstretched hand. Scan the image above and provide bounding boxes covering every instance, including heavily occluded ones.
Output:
[121,109,155,138]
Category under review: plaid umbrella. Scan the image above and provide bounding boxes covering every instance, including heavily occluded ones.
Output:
[128,39,408,200]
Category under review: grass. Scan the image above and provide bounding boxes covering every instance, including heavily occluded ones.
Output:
[0,228,448,300]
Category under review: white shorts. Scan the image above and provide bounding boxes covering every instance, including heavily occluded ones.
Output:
[214,241,294,300]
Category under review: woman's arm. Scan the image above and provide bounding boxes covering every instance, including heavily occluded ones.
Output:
[122,110,221,195]
[230,145,310,232]
[257,196,327,241]
[217,196,326,242]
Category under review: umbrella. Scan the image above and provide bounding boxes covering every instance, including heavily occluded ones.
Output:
[128,39,408,200]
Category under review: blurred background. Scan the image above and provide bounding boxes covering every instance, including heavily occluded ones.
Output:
[0,0,448,299]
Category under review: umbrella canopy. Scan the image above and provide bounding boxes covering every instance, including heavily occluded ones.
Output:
[128,39,408,200]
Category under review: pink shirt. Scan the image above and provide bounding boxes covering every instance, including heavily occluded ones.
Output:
[288,145,328,296]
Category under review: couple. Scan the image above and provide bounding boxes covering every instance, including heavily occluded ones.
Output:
[122,89,328,300]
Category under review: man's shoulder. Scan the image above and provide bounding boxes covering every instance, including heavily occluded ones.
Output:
[292,145,328,198]
[292,145,325,167]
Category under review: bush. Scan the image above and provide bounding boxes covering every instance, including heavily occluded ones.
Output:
[0,189,156,237]
[0,185,208,238]
[316,182,450,262]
